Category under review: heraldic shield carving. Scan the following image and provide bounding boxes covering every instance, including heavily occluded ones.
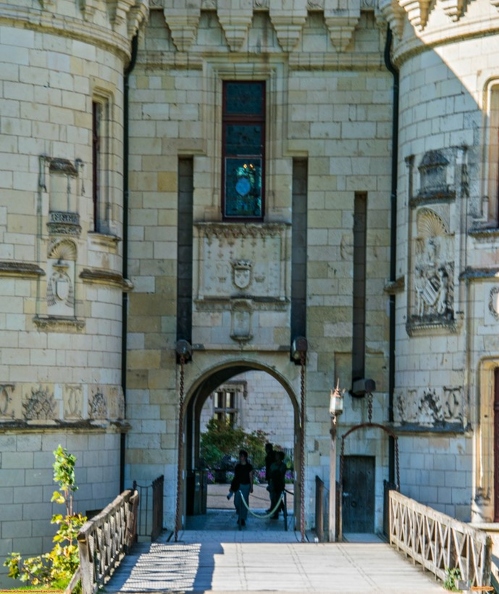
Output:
[232,260,252,290]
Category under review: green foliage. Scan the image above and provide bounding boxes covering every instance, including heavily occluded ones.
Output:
[200,418,268,469]
[443,567,461,591]
[4,445,87,590]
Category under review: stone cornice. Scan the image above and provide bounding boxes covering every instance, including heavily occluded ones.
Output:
[80,267,134,291]
[0,2,148,59]
[460,266,499,281]
[0,261,45,279]
[380,0,499,64]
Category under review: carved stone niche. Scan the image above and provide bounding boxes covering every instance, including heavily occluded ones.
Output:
[47,239,77,318]
[41,157,83,237]
[407,208,457,335]
[409,147,467,207]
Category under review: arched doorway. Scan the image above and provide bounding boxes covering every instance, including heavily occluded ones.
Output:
[183,361,301,528]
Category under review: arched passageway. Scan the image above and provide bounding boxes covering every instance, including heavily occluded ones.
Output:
[183,362,301,528]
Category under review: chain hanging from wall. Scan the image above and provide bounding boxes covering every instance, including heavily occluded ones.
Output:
[299,350,306,543]
[174,340,192,543]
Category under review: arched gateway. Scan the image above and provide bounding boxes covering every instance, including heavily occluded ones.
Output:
[177,355,304,534]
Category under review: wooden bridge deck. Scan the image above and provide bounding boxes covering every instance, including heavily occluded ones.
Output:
[105,510,446,593]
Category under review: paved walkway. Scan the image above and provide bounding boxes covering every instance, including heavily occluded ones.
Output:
[106,507,446,593]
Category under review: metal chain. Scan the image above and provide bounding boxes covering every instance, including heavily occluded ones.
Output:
[174,355,185,542]
[339,435,345,490]
[367,392,373,424]
[300,351,306,543]
[394,436,400,489]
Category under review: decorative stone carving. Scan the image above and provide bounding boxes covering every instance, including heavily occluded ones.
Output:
[195,223,288,302]
[163,0,201,52]
[89,389,107,420]
[398,0,431,30]
[63,384,83,419]
[0,384,15,419]
[410,208,455,327]
[488,287,499,321]
[395,386,464,427]
[41,156,83,237]
[414,149,458,204]
[231,300,253,342]
[47,240,77,318]
[324,0,362,52]
[232,260,253,290]
[440,0,466,21]
[217,0,254,51]
[269,0,307,52]
[23,386,56,421]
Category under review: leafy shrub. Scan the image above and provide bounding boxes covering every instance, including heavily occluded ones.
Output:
[4,445,87,590]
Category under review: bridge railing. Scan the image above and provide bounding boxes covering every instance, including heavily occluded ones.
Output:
[133,474,164,541]
[76,489,139,594]
[389,490,492,588]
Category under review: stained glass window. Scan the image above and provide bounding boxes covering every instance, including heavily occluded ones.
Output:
[222,81,265,219]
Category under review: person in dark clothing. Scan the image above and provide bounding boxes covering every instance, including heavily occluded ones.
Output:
[264,443,274,511]
[269,451,287,519]
[230,449,254,527]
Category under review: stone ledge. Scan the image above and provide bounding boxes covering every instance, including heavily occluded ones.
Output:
[384,276,405,294]
[0,420,130,434]
[33,316,86,332]
[406,315,462,336]
[80,268,133,291]
[460,267,499,281]
[391,422,470,436]
[0,261,45,278]
[469,227,499,241]
[88,232,122,250]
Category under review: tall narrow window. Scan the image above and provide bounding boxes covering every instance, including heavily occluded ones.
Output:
[352,193,367,382]
[291,158,308,341]
[92,101,102,232]
[222,81,265,219]
[177,157,194,344]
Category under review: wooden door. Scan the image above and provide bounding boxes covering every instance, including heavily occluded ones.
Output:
[342,455,375,533]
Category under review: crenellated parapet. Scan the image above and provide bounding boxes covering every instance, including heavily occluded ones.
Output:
[0,0,149,58]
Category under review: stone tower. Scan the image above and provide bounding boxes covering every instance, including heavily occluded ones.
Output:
[0,0,147,585]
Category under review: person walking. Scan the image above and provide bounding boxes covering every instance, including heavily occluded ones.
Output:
[232,449,253,527]
[264,443,274,512]
[269,451,287,519]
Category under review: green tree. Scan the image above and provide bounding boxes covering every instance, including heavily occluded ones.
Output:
[200,418,268,469]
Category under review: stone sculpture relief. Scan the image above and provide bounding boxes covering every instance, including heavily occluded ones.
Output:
[63,384,83,419]
[395,385,464,427]
[23,386,56,421]
[0,384,15,419]
[410,208,455,329]
[89,389,107,420]
[488,287,499,321]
